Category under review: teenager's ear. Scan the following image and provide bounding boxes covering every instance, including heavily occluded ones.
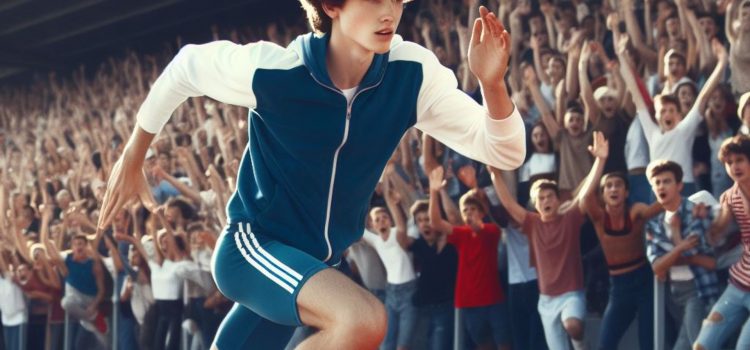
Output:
[321,2,341,20]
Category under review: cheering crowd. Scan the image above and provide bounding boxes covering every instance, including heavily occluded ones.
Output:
[1,0,750,349]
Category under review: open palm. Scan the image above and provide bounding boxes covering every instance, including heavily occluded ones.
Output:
[468,6,511,85]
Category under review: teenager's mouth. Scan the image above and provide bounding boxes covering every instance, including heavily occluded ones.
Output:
[543,206,551,212]
[665,120,674,128]
[375,29,394,36]
[658,192,667,199]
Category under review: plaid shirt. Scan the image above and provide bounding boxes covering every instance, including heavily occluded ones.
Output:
[645,199,720,302]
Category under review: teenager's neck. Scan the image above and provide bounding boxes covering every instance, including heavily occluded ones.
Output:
[663,196,682,212]
[738,179,750,197]
[326,25,374,90]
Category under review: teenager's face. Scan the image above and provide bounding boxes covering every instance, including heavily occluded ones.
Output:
[71,238,87,256]
[676,85,696,112]
[165,206,181,225]
[741,7,750,30]
[657,102,682,132]
[668,57,686,78]
[597,96,618,116]
[460,204,484,227]
[666,17,681,37]
[601,177,628,207]
[650,172,683,206]
[707,88,727,115]
[531,125,551,153]
[414,211,431,235]
[698,17,717,38]
[547,58,565,82]
[564,111,584,137]
[370,210,393,235]
[534,188,560,218]
[331,0,404,55]
[725,153,750,184]
[16,264,31,281]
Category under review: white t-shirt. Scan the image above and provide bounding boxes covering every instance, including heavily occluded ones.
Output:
[342,87,358,104]
[362,228,416,285]
[0,273,27,326]
[625,117,650,170]
[347,240,387,291]
[505,226,538,284]
[519,153,556,182]
[126,274,154,325]
[637,106,702,182]
[148,259,202,300]
[663,211,695,281]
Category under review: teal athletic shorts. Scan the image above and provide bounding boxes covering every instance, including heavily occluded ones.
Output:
[211,222,329,349]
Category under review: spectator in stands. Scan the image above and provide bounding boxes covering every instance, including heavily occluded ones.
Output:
[618,33,729,196]
[727,0,750,97]
[586,171,660,350]
[430,166,510,350]
[694,135,750,350]
[645,160,720,350]
[408,199,457,350]
[488,168,547,350]
[491,132,609,350]
[362,170,418,350]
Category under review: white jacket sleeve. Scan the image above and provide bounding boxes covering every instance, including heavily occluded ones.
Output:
[413,52,526,170]
[136,40,262,134]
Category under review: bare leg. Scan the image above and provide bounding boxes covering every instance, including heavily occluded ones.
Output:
[295,269,387,350]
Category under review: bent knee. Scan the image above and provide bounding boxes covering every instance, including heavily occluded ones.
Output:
[563,318,584,340]
[337,295,386,337]
[693,343,706,350]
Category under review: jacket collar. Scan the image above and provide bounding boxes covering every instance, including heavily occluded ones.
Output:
[291,32,398,91]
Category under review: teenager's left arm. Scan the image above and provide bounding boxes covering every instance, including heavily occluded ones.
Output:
[414,6,525,171]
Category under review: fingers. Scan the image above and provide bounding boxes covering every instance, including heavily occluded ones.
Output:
[470,18,482,47]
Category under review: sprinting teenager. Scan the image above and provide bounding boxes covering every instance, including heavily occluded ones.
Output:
[95,1,526,349]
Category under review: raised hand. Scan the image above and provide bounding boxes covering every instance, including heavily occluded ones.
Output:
[428,166,447,193]
[711,39,728,61]
[588,131,609,159]
[468,6,511,86]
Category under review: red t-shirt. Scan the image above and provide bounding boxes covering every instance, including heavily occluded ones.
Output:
[448,223,504,308]
[522,208,586,296]
[18,272,65,323]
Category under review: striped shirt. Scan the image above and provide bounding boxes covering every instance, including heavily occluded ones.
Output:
[722,184,750,290]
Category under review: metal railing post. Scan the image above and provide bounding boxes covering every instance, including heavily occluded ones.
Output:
[453,307,463,350]
[654,276,665,350]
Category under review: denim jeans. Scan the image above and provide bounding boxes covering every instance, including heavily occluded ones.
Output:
[463,301,511,347]
[3,325,22,350]
[412,301,454,350]
[667,280,709,350]
[509,280,547,350]
[598,263,654,350]
[695,283,750,350]
[383,280,417,350]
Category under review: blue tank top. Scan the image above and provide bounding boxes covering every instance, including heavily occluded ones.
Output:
[65,254,98,296]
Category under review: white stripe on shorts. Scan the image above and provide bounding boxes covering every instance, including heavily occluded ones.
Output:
[246,223,304,281]
[233,230,294,294]
[238,224,300,288]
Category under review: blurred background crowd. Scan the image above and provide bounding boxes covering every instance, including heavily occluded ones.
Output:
[0,0,749,349]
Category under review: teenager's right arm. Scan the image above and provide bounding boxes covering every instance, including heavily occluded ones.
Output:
[99,41,261,230]
[488,166,527,224]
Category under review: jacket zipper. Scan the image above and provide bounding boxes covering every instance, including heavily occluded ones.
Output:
[309,72,383,262]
